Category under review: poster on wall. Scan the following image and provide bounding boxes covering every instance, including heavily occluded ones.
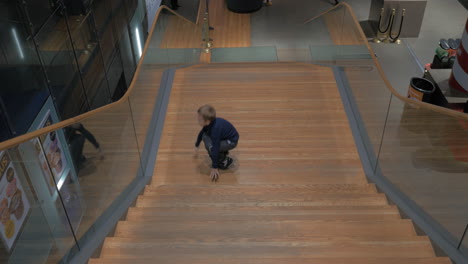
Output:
[146,0,162,30]
[38,111,69,183]
[32,138,55,195]
[55,170,83,232]
[0,151,31,252]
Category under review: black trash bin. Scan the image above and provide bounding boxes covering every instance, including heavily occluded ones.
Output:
[226,0,263,13]
[407,77,435,103]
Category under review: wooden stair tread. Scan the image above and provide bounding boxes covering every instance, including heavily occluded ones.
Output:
[146,183,378,194]
[90,257,452,264]
[124,213,400,221]
[139,192,386,201]
[99,240,435,258]
[135,193,389,207]
[114,219,417,238]
[127,204,399,214]
[125,206,401,221]
[102,236,431,244]
[148,173,368,185]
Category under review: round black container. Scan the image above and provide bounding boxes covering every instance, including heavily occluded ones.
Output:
[226,0,263,13]
[407,77,436,103]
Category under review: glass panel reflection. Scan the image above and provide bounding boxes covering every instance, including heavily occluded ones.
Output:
[106,49,125,100]
[119,27,136,87]
[64,100,143,244]
[0,13,50,136]
[68,13,111,109]
[3,142,77,263]
[23,0,60,34]
[34,8,88,120]
[0,3,204,263]
[379,99,468,246]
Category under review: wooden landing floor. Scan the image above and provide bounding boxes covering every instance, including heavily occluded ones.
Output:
[153,62,366,185]
[160,0,251,50]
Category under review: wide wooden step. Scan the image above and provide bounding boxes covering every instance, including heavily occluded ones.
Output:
[150,170,368,185]
[145,184,378,195]
[135,193,389,207]
[125,205,401,221]
[90,257,452,264]
[102,234,430,245]
[98,238,435,258]
[114,219,417,238]
[127,204,398,215]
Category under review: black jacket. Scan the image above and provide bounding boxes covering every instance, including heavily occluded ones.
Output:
[195,118,239,168]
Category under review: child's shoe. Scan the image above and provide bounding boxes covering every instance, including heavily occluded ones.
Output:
[219,157,233,170]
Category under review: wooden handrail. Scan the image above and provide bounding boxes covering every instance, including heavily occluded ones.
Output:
[0,6,198,151]
[303,3,343,24]
[305,2,468,120]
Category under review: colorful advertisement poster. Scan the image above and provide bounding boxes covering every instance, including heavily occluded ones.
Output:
[56,170,83,232]
[33,138,55,195]
[0,151,31,252]
[39,113,68,183]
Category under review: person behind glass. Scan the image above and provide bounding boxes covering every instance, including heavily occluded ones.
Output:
[194,105,239,182]
[171,0,180,10]
[67,123,103,172]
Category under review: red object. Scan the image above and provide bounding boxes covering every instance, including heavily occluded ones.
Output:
[449,18,468,93]
[448,19,468,162]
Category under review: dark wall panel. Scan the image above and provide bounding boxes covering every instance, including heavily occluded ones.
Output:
[0,0,144,141]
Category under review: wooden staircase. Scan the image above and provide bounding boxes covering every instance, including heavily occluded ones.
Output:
[89,63,451,264]
[89,184,451,264]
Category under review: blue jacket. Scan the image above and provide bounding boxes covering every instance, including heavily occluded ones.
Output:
[195,118,239,168]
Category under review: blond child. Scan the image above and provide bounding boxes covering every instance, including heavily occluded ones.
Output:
[194,105,239,182]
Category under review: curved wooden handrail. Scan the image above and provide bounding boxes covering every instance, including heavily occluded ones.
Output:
[305,2,468,120]
[303,4,342,24]
[0,5,198,151]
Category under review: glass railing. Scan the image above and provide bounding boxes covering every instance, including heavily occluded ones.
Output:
[247,1,371,62]
[1,2,467,263]
[211,47,278,62]
[378,93,468,243]
[307,4,371,64]
[304,3,468,262]
[462,225,468,256]
[0,6,201,263]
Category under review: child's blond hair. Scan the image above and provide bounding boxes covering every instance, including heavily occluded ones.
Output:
[198,105,216,121]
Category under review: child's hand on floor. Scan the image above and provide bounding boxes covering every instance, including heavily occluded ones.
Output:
[210,169,219,182]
